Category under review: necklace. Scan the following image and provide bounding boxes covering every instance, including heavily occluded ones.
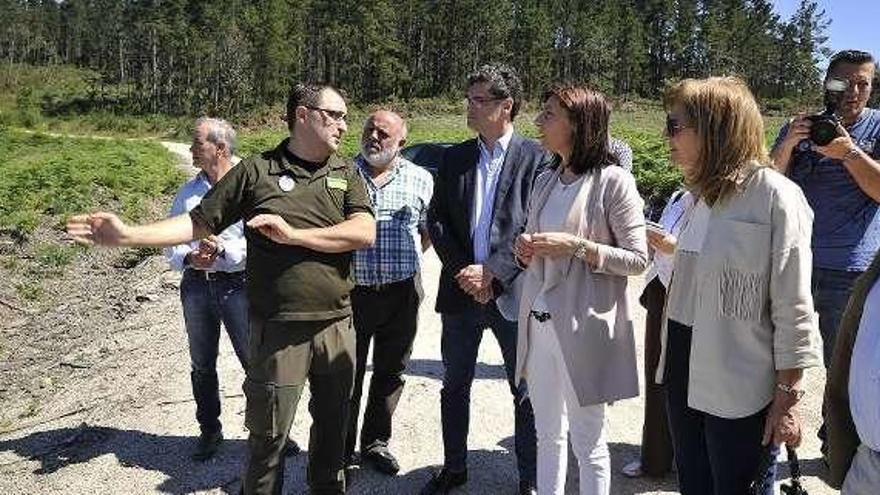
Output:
[558,168,583,188]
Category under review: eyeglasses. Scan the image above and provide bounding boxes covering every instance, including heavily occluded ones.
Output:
[665,115,690,137]
[465,95,506,107]
[305,105,347,123]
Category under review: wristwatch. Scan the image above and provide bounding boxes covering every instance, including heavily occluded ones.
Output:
[842,146,861,163]
[572,238,591,260]
[776,382,805,402]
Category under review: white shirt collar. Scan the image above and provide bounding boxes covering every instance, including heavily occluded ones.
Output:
[478,126,514,156]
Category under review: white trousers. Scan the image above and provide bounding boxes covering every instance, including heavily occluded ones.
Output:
[525,316,610,495]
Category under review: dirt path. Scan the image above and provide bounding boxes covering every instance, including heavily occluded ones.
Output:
[0,143,836,494]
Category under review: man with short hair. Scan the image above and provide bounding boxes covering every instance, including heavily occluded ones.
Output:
[67,83,375,495]
[771,50,880,453]
[165,117,249,461]
[344,110,433,475]
[422,63,549,495]
[166,118,300,462]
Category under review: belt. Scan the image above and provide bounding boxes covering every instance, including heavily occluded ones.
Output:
[529,310,551,322]
[356,277,413,292]
[186,269,245,281]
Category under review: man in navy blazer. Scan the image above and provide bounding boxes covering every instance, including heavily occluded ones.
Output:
[422,64,549,495]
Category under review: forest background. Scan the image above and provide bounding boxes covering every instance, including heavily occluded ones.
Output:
[1,0,879,243]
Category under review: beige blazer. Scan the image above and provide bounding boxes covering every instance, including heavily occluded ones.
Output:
[515,165,649,407]
[656,167,823,418]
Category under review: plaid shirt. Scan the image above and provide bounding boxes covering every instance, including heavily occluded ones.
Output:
[354,155,434,286]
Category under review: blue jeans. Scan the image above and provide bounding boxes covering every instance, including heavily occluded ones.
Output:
[440,302,537,485]
[180,269,250,435]
[813,267,862,448]
[812,267,862,366]
[664,320,777,495]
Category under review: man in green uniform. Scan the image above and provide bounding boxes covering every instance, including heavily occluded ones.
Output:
[67,83,375,495]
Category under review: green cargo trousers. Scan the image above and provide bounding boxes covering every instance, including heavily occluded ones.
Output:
[241,315,355,495]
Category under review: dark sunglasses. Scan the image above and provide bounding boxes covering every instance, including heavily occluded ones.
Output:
[665,115,689,136]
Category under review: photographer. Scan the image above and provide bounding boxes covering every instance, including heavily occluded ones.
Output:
[771,49,880,458]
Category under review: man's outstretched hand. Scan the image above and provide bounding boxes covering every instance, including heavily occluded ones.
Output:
[66,212,129,246]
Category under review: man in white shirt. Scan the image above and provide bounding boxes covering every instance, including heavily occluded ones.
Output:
[166,117,249,461]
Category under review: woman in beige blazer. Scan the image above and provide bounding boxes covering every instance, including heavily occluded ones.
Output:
[513,84,648,495]
[660,77,822,495]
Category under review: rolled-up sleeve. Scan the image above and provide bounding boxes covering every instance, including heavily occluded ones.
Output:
[593,171,649,276]
[210,221,247,271]
[769,183,823,370]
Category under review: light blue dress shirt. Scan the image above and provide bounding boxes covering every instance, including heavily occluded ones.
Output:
[164,171,246,273]
[471,128,514,264]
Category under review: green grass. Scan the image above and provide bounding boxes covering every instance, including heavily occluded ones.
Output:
[0,129,185,236]
[15,281,44,301]
[34,244,80,269]
[0,63,191,138]
[1,62,792,214]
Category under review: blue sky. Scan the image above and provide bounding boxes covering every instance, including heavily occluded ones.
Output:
[772,0,880,67]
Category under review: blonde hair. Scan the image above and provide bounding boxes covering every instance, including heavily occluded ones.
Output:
[663,77,768,206]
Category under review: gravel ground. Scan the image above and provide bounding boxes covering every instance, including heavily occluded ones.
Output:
[0,248,835,495]
[0,143,836,494]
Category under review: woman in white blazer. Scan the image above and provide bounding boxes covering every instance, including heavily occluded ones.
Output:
[659,77,822,495]
[514,84,648,495]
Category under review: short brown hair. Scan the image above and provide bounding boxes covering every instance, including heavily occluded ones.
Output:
[467,63,523,121]
[285,83,343,131]
[543,83,617,174]
[663,77,768,206]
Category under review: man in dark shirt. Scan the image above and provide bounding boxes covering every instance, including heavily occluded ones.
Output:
[67,84,375,495]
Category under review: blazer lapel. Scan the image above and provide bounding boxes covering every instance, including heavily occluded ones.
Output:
[461,139,479,244]
[491,133,523,223]
[546,169,600,291]
[525,166,558,235]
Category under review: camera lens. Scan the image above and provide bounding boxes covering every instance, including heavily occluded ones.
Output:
[810,118,839,146]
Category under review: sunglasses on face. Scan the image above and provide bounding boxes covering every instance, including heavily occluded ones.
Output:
[665,115,689,137]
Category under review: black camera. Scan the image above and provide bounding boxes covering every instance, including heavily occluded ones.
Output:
[807,78,848,146]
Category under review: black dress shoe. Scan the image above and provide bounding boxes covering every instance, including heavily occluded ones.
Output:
[192,430,223,461]
[420,468,467,494]
[284,438,301,457]
[362,446,400,475]
[518,481,537,495]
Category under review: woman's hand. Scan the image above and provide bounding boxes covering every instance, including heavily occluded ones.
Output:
[530,232,581,258]
[762,390,803,447]
[515,233,535,267]
[647,230,677,255]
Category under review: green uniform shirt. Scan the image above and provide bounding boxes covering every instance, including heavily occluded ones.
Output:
[190,138,373,321]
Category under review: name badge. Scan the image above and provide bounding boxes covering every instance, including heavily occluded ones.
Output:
[278,175,295,192]
[327,177,348,191]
